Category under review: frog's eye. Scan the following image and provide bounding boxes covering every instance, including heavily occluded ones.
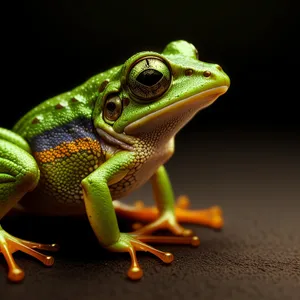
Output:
[103,95,123,123]
[127,57,171,101]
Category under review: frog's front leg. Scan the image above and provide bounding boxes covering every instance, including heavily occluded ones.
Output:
[0,129,58,282]
[81,151,198,280]
[114,165,223,233]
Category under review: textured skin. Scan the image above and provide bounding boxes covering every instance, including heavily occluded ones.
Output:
[28,118,105,206]
[13,66,120,139]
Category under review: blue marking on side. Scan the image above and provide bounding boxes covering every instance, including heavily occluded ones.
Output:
[30,117,100,152]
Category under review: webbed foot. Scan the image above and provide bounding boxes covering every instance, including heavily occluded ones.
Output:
[131,210,194,237]
[0,226,59,282]
[106,232,199,280]
[174,195,223,230]
[114,195,224,232]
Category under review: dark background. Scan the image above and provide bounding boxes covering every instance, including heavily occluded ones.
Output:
[2,0,299,130]
[1,0,299,299]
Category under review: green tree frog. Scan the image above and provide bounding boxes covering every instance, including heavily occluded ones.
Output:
[0,40,230,282]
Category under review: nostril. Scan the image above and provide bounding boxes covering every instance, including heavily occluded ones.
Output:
[216,65,222,71]
[203,70,211,77]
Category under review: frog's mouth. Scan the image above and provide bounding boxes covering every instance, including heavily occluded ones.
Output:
[124,86,228,135]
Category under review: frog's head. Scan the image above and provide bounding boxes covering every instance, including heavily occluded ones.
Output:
[93,40,230,149]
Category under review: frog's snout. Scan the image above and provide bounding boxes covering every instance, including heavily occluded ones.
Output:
[183,62,230,89]
[203,64,230,88]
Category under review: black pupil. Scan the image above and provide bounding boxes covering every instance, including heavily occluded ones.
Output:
[106,101,116,112]
[137,69,163,86]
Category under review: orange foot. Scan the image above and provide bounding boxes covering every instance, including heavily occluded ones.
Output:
[0,227,59,282]
[114,195,224,231]
[107,232,200,280]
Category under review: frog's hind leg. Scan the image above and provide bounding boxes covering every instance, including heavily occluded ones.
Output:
[114,196,223,231]
[113,165,223,234]
[0,130,58,282]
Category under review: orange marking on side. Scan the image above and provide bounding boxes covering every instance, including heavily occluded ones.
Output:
[33,137,102,163]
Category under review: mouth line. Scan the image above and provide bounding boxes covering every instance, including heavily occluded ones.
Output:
[124,86,228,134]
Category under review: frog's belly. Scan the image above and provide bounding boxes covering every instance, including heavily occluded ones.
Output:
[109,146,173,200]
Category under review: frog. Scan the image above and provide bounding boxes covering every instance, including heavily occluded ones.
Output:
[0,40,230,282]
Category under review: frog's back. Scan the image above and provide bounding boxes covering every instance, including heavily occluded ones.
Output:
[14,67,120,215]
[13,66,121,140]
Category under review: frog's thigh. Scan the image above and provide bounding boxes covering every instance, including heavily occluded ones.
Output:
[0,139,39,219]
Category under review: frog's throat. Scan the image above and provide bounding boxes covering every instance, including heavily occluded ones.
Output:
[96,127,135,151]
[124,86,228,135]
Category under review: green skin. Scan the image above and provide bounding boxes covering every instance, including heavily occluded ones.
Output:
[0,40,230,279]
